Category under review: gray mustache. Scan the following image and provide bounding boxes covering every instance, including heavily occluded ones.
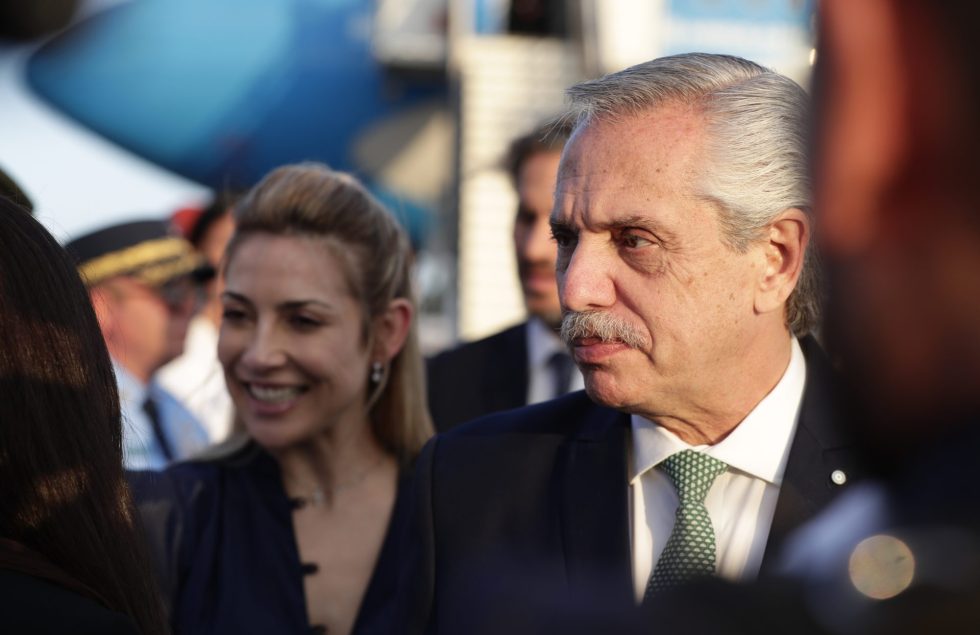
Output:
[560,311,648,350]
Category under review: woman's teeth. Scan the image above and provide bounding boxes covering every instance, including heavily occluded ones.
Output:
[247,384,301,403]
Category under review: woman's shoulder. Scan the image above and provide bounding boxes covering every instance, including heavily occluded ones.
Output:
[132,437,262,492]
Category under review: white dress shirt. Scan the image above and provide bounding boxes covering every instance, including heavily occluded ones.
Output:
[629,338,807,601]
[525,317,584,404]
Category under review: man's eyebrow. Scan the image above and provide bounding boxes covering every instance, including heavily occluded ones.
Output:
[549,217,575,232]
[597,214,676,241]
[549,213,676,241]
[596,214,658,230]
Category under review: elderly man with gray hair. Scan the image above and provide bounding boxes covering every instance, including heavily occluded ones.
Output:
[400,53,864,634]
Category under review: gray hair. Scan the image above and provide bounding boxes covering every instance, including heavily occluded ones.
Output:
[564,53,819,337]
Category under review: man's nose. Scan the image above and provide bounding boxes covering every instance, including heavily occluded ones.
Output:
[558,240,616,312]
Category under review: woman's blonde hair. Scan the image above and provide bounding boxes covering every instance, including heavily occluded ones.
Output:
[225,162,433,464]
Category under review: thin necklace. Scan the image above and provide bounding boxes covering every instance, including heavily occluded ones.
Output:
[291,456,384,509]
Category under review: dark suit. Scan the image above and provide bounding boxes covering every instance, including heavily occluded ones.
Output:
[402,337,866,635]
[426,323,528,432]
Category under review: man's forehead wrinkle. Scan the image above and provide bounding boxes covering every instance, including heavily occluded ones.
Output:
[553,102,711,240]
[556,175,636,194]
[561,117,705,181]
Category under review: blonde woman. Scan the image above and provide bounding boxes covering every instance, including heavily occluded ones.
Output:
[133,163,433,635]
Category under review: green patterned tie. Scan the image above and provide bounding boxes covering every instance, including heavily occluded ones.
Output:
[644,450,728,599]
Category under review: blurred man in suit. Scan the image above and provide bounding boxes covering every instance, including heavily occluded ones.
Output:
[402,53,866,635]
[427,121,582,431]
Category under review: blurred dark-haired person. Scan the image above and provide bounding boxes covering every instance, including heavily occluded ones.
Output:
[0,197,166,635]
[66,220,212,469]
[132,163,433,635]
[159,192,240,443]
[401,53,867,635]
[426,120,582,431]
[758,1,980,632]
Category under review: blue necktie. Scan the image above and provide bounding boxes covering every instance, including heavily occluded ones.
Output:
[142,397,174,462]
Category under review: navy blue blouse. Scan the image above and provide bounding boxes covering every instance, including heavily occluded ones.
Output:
[130,441,411,634]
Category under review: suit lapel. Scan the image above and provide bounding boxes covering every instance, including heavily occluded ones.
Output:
[761,336,864,572]
[561,403,634,605]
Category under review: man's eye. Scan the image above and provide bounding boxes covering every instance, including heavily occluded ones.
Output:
[621,232,654,249]
[551,228,576,248]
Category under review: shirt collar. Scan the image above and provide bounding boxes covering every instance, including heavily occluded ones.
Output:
[630,337,807,486]
[526,316,566,369]
[113,361,148,407]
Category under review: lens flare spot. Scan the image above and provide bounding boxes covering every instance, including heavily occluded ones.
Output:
[848,534,915,600]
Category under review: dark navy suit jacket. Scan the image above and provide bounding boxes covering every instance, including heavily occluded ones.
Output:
[402,337,866,635]
[425,323,528,433]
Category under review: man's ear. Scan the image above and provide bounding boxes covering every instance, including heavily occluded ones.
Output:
[371,298,413,364]
[755,208,809,317]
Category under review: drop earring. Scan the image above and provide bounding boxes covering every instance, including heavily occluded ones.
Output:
[370,361,383,384]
